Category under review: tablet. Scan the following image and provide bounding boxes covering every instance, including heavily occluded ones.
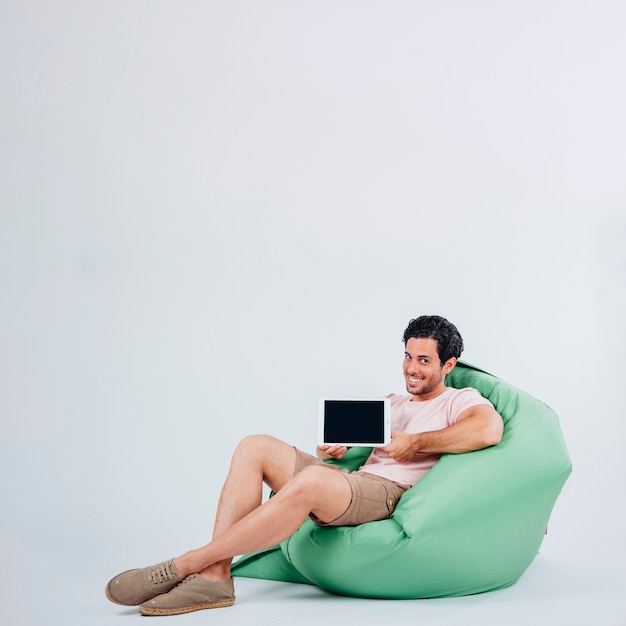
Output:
[318,398,391,447]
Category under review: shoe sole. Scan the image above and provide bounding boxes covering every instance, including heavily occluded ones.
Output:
[138,598,235,616]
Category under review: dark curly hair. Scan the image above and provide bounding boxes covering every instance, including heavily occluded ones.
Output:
[402,315,464,365]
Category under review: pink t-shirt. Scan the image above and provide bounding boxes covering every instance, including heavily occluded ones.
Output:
[360,387,493,488]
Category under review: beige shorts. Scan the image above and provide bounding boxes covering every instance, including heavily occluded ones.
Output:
[293,448,409,527]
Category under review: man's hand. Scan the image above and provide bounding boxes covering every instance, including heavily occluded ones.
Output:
[383,432,418,463]
[317,445,348,461]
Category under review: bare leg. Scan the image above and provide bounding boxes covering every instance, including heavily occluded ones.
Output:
[104,436,350,612]
[212,435,299,533]
[173,462,352,581]
[171,435,314,581]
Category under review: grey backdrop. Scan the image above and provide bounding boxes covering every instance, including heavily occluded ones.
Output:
[1,1,624,625]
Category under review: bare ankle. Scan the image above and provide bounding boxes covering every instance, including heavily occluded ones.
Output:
[198,562,232,582]
[171,554,194,579]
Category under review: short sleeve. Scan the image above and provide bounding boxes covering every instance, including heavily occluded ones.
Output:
[448,387,494,425]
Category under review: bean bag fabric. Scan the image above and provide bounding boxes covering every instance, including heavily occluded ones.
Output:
[231,361,572,598]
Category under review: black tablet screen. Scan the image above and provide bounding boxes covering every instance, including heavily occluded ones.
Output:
[323,400,385,444]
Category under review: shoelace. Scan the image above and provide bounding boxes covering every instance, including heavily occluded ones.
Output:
[178,575,196,585]
[149,562,177,585]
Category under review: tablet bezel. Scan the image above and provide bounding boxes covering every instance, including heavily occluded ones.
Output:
[318,397,391,447]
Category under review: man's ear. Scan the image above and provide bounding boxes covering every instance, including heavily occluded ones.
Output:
[443,357,457,375]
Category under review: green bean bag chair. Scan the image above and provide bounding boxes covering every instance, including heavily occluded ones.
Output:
[231,362,572,598]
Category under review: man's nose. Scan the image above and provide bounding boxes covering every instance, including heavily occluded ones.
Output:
[407,362,420,375]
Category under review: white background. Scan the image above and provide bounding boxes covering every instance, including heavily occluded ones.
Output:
[1,1,624,625]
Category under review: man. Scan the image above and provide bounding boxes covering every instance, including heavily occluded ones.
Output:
[105,315,503,616]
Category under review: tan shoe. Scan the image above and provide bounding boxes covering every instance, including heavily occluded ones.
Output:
[138,574,235,616]
[105,559,181,606]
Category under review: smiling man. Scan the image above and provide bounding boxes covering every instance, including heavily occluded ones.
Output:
[105,315,503,617]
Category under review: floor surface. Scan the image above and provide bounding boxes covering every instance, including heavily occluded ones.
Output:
[4,538,623,626]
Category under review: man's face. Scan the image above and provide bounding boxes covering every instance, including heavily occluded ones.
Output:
[403,337,455,401]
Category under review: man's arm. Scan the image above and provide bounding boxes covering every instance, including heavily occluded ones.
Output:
[383,404,503,463]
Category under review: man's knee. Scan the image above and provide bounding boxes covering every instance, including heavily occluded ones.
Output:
[285,465,331,496]
[280,466,352,522]
[232,435,295,487]
[235,434,280,457]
